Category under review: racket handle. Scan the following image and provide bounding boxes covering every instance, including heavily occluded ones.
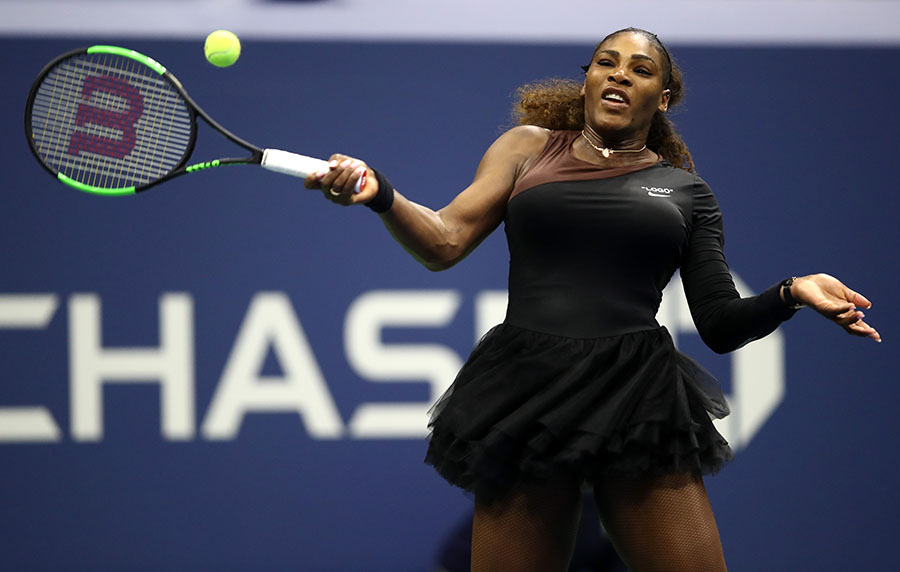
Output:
[261,149,362,193]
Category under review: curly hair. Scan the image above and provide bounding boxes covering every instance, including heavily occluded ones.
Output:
[513,28,695,173]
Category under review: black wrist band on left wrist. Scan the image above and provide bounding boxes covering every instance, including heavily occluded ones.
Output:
[781,277,805,310]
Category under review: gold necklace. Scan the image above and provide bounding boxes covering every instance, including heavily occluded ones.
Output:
[580,130,646,158]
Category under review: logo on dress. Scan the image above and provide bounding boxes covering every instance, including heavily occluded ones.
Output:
[642,186,674,197]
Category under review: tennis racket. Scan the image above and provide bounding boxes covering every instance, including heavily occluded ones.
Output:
[24,45,361,196]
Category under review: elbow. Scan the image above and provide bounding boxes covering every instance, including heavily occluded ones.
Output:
[701,333,754,355]
[419,250,462,272]
[418,241,464,272]
[422,251,465,272]
[708,343,733,356]
[697,329,739,355]
[423,259,456,272]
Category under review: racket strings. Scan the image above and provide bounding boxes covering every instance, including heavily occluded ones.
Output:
[29,52,193,190]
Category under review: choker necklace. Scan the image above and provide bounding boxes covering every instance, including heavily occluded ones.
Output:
[580,130,646,158]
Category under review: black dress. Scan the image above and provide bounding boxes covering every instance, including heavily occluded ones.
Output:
[425,130,795,502]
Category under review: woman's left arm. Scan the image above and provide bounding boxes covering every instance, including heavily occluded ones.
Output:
[681,178,880,353]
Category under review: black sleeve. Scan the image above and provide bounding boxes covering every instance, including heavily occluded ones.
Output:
[680,177,797,354]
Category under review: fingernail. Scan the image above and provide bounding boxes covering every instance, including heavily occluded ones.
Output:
[340,159,352,168]
[329,160,338,169]
[358,171,366,193]
[353,166,366,194]
[315,169,327,179]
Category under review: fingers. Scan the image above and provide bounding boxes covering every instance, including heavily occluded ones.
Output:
[303,171,320,190]
[833,307,865,327]
[845,317,882,343]
[304,153,344,190]
[833,298,881,342]
[800,274,880,343]
[846,289,873,310]
[818,301,856,317]
[310,154,370,206]
[327,158,365,195]
[825,274,872,309]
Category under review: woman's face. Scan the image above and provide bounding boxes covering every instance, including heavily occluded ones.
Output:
[582,32,671,139]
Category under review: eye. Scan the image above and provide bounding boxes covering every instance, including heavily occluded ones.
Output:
[596,59,614,67]
[635,68,653,76]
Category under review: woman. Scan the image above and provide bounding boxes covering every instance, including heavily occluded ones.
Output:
[306,28,880,572]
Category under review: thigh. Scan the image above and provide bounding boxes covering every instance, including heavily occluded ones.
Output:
[592,472,728,572]
[471,472,583,572]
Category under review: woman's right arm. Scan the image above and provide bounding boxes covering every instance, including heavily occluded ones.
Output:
[305,125,549,271]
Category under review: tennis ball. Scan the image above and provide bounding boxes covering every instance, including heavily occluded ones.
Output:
[204,30,241,67]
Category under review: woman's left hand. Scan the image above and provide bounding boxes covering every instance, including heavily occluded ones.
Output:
[789,274,881,342]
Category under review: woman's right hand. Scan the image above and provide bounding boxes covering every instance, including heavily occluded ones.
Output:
[303,153,379,206]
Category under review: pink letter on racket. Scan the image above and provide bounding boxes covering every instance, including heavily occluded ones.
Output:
[68,75,144,159]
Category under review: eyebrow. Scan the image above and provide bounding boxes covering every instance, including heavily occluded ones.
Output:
[595,49,658,66]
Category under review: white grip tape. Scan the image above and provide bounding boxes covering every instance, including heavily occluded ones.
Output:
[261,149,362,193]
[261,149,326,178]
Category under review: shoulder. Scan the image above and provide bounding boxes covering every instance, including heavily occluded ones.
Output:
[648,165,717,200]
[479,126,553,177]
[494,125,552,153]
[650,163,707,187]
[636,165,721,219]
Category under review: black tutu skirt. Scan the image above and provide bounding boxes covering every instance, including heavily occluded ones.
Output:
[425,324,733,502]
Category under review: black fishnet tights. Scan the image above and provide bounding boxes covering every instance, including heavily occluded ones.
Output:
[471,473,583,572]
[593,472,728,572]
[469,472,727,572]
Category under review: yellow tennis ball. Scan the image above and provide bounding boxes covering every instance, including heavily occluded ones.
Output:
[204,30,241,67]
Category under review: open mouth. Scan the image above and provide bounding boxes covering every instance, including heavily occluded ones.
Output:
[601,88,629,106]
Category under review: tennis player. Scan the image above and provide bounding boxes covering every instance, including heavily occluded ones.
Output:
[306,28,879,572]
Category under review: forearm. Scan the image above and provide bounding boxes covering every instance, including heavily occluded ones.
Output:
[689,281,797,354]
[308,127,539,270]
[378,190,464,271]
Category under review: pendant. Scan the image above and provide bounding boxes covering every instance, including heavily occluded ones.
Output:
[602,148,611,158]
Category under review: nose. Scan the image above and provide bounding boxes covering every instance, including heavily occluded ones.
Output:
[608,67,632,86]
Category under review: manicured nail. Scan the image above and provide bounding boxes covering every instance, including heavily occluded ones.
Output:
[340,159,352,168]
[315,169,327,179]
[358,170,366,194]
[353,166,366,193]
[328,160,338,169]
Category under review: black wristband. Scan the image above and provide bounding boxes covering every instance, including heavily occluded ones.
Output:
[365,169,395,213]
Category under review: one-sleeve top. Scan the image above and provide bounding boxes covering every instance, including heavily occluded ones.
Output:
[503,130,795,353]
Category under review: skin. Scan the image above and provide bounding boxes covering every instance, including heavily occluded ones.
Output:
[578,32,670,154]
[304,30,881,346]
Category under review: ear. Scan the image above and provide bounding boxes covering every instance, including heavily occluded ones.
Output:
[580,82,586,97]
[658,89,671,112]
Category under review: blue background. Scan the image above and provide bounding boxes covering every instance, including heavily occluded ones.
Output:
[2,37,899,571]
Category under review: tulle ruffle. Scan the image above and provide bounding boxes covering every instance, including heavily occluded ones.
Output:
[425,324,732,501]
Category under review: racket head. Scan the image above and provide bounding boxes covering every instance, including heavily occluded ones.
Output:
[25,46,198,195]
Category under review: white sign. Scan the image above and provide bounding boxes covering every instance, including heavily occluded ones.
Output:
[0,277,784,450]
